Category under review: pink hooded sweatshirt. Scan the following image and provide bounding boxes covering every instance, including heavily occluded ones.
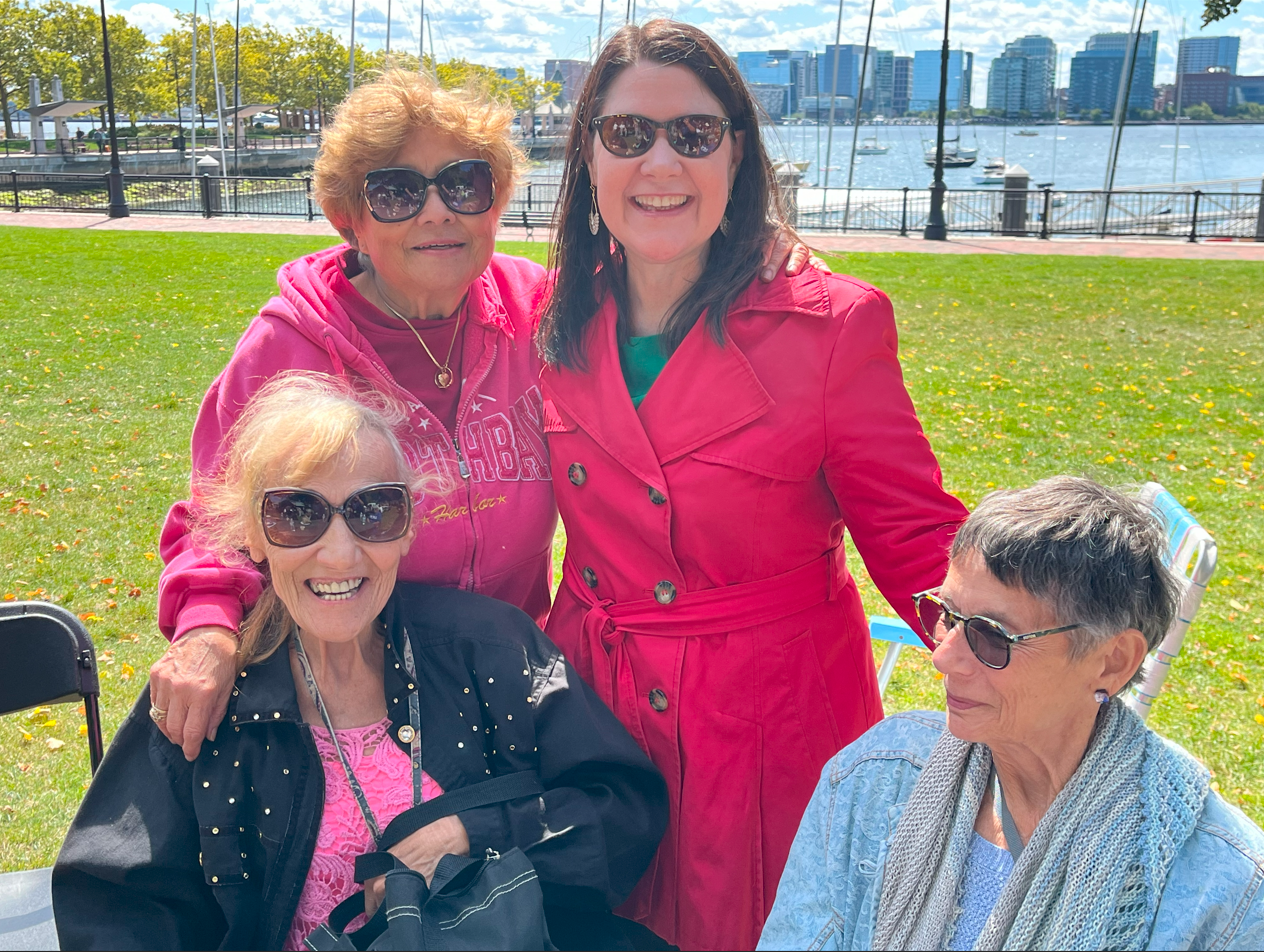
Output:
[158,246,558,639]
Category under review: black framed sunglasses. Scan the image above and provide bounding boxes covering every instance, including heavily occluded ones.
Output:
[912,589,1082,670]
[260,483,412,548]
[590,114,735,159]
[363,160,495,222]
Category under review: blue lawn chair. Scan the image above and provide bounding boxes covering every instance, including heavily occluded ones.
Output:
[869,482,1217,722]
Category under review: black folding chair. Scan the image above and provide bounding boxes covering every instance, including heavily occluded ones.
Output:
[0,601,103,772]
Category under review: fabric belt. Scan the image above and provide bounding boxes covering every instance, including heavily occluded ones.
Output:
[561,550,840,745]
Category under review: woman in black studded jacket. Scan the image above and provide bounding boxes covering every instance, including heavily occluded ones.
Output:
[52,376,667,951]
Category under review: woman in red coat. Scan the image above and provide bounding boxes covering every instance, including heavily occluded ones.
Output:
[536,21,969,951]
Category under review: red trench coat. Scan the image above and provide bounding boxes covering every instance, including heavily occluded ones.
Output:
[540,268,968,951]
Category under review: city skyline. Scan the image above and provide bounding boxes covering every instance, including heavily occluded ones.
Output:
[87,0,1262,103]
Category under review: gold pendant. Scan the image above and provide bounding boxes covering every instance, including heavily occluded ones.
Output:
[435,367,454,389]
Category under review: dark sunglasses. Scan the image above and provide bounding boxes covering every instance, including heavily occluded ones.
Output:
[590,114,734,159]
[912,589,1082,670]
[260,483,412,548]
[363,160,495,222]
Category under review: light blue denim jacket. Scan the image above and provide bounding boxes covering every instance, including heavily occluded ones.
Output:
[758,711,1264,951]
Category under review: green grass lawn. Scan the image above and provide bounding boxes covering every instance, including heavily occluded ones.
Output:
[1,225,1261,871]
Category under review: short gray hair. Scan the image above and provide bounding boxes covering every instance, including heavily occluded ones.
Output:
[951,476,1181,680]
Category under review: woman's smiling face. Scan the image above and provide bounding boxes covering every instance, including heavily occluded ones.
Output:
[588,61,744,268]
[351,129,500,312]
[248,435,415,645]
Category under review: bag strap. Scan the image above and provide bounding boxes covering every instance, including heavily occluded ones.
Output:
[354,772,543,883]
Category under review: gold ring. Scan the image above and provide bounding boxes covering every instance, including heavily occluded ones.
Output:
[149,705,168,723]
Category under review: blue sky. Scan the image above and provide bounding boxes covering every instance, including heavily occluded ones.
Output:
[98,0,1262,97]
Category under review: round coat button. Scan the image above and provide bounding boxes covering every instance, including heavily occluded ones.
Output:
[583,567,599,588]
[648,688,669,712]
[647,487,667,505]
[397,724,416,744]
[568,463,587,486]
[654,581,677,605]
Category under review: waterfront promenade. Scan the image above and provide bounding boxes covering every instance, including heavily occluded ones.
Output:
[3,209,1262,260]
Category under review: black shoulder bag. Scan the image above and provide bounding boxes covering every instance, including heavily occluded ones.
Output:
[293,630,556,951]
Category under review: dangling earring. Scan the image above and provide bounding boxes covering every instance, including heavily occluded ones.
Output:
[1094,689,1110,705]
[588,183,601,236]
[719,193,732,236]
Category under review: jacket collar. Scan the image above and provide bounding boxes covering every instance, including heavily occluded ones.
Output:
[544,272,814,474]
[542,296,669,492]
[726,266,834,321]
[231,640,303,725]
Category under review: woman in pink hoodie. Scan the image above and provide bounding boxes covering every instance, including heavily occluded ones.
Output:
[152,70,812,760]
[150,72,560,759]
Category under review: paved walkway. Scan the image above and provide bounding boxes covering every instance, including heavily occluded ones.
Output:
[2,209,1260,259]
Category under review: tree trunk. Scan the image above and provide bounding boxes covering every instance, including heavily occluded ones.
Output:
[0,74,13,140]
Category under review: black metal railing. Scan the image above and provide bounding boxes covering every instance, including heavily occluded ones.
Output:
[2,135,317,157]
[7,171,1262,242]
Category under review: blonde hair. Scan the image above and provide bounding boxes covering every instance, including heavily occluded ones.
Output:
[193,372,439,668]
[314,69,524,234]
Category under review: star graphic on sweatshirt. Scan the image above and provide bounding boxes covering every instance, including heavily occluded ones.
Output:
[417,417,430,430]
[470,400,482,414]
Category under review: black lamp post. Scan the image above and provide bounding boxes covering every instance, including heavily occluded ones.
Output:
[923,0,951,240]
[97,0,129,217]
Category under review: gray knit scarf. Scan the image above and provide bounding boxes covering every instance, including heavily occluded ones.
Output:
[872,701,1210,951]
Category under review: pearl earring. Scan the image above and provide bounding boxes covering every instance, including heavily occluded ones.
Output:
[1094,689,1110,704]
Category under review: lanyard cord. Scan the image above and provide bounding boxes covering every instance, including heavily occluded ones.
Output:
[991,766,1026,861]
[292,625,426,847]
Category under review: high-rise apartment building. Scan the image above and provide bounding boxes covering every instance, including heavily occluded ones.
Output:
[819,44,875,101]
[893,55,913,115]
[986,35,1056,116]
[871,49,894,115]
[1067,31,1158,115]
[1177,35,1239,77]
[909,49,973,113]
[544,59,590,104]
[737,49,814,113]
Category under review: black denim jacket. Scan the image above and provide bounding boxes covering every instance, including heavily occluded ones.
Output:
[52,584,669,950]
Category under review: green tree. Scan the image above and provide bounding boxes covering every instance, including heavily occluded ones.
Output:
[0,0,37,139]
[1202,1,1242,27]
[1184,102,1215,121]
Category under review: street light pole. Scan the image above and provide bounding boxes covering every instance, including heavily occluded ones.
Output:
[923,0,951,240]
[97,0,129,217]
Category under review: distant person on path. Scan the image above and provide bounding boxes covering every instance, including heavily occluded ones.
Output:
[90,128,104,153]
[760,477,1264,950]
[55,375,667,951]
[149,69,811,765]
[536,20,968,950]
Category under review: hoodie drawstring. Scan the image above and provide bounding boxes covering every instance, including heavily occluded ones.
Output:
[322,332,347,378]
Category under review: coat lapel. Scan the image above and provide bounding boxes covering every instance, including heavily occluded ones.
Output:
[636,308,775,467]
[542,298,668,492]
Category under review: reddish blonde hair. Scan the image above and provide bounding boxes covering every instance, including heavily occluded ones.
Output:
[314,69,523,233]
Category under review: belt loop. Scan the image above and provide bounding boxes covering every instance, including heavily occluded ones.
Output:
[828,546,840,601]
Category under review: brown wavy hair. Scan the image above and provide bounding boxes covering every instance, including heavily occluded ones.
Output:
[537,19,783,369]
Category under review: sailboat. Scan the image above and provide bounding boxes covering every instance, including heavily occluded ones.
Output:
[855,135,889,155]
[922,59,977,168]
[972,156,1007,185]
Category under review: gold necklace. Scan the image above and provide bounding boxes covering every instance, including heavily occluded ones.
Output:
[373,276,463,390]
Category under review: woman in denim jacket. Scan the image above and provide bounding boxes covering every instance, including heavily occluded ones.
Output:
[760,476,1264,951]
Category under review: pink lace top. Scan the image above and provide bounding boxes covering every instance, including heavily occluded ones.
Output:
[284,718,443,951]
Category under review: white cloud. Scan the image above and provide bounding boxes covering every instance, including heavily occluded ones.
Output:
[77,0,1261,82]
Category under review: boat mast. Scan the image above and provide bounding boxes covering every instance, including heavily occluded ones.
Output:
[843,0,879,230]
[821,0,846,221]
[1172,17,1185,183]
